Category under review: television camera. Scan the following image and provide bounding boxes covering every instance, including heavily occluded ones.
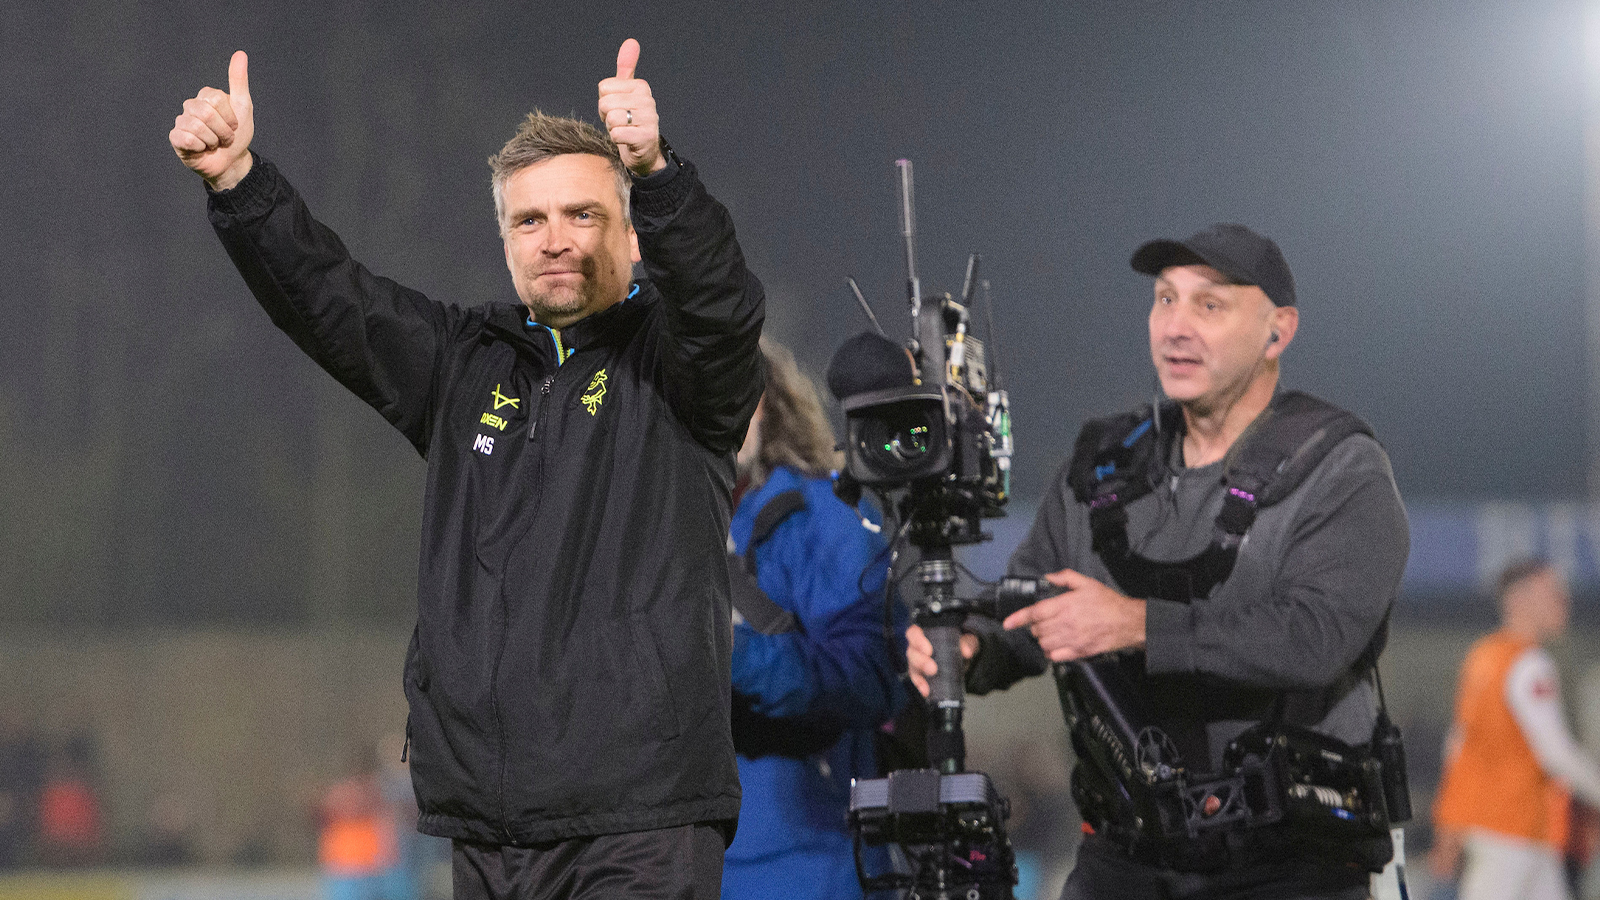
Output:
[827,160,1043,900]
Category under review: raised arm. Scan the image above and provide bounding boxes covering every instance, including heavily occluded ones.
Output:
[173,53,453,454]
[599,39,765,452]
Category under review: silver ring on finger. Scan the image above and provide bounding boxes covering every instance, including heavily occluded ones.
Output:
[625,109,633,126]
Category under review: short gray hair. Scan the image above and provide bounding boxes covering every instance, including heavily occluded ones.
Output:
[488,111,630,237]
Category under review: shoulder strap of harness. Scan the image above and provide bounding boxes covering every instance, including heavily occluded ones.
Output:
[1071,391,1374,604]
[727,489,808,635]
[1217,390,1376,521]
[1067,401,1181,512]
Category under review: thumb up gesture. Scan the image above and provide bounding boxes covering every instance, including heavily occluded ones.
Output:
[598,39,665,176]
[169,50,255,190]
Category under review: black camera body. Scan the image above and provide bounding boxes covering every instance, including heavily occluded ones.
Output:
[835,292,1013,550]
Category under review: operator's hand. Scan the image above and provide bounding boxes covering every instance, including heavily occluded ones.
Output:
[905,623,978,698]
[1002,568,1146,662]
[169,50,255,191]
[598,38,665,176]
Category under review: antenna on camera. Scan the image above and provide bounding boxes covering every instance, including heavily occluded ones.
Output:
[960,253,980,307]
[897,159,921,321]
[897,159,944,385]
[846,277,887,337]
[982,279,1002,392]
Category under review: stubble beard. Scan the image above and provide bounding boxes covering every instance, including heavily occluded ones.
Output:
[521,254,607,323]
[1173,356,1270,427]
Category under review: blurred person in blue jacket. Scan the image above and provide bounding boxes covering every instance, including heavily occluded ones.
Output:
[722,339,905,900]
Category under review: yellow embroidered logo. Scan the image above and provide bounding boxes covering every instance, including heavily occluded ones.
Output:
[581,369,608,416]
[491,384,521,411]
[480,412,508,431]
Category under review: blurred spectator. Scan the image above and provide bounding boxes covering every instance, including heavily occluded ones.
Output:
[35,736,104,867]
[1431,559,1600,900]
[319,745,405,900]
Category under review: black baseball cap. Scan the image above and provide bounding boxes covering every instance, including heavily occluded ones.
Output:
[1130,223,1296,307]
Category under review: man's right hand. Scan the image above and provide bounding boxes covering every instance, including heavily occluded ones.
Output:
[905,623,979,698]
[169,50,255,191]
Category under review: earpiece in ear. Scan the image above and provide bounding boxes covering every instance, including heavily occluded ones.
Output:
[1269,331,1280,344]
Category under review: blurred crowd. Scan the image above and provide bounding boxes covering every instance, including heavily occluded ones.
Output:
[0,722,114,869]
[0,724,450,899]
[0,622,1596,900]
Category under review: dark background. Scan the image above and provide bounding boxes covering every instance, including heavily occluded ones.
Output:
[1,0,1589,627]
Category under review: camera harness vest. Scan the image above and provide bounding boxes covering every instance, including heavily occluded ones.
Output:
[1067,391,1374,606]
[1062,391,1409,865]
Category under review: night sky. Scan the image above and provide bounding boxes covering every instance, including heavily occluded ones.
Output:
[1,0,1589,624]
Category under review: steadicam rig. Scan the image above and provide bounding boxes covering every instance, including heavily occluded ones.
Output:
[826,160,1028,900]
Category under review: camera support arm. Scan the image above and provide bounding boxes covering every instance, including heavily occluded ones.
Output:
[917,547,968,774]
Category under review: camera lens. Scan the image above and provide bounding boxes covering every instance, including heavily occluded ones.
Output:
[858,406,939,477]
[885,424,930,461]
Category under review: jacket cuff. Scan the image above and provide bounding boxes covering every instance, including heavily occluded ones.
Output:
[206,152,279,219]
[630,157,693,220]
[1143,598,1196,675]
[962,617,1021,695]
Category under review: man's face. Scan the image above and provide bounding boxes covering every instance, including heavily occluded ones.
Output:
[1148,264,1284,414]
[502,154,639,329]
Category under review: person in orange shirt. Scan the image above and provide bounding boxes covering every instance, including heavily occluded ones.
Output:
[319,750,402,900]
[35,749,103,867]
[1431,559,1600,900]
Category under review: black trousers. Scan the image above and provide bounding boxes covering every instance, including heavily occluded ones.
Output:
[452,823,726,900]
[1060,835,1372,900]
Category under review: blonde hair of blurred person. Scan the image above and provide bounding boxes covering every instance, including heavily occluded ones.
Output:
[737,339,839,492]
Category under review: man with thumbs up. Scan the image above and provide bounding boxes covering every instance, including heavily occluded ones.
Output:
[171,41,763,899]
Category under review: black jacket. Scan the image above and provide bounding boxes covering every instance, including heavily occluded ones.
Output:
[208,153,764,844]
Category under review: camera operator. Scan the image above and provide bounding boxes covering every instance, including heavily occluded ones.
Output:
[170,41,762,899]
[908,224,1409,899]
[722,338,905,899]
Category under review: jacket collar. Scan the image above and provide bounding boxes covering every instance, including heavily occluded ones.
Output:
[484,281,658,357]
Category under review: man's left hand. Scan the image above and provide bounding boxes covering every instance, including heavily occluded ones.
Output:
[598,38,665,176]
[1001,568,1146,662]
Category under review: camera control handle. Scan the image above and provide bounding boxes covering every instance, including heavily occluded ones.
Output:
[922,616,968,774]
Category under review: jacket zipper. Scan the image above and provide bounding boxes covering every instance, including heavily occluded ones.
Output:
[527,376,554,440]
[499,346,560,841]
